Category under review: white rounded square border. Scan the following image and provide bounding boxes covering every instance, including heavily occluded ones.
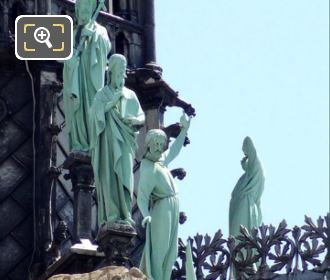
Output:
[15,15,73,61]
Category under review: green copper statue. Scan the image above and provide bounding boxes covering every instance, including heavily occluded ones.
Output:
[90,54,145,226]
[63,0,111,151]
[229,136,265,237]
[137,113,191,280]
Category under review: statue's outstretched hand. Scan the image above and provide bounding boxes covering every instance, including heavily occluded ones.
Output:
[180,112,191,130]
[141,216,152,228]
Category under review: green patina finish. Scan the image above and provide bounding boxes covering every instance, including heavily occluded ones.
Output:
[137,113,191,280]
[185,240,197,280]
[229,136,265,237]
[90,54,145,226]
[63,0,111,151]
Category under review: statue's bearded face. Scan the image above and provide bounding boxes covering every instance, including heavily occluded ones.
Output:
[76,0,94,25]
[148,136,166,161]
[111,60,127,89]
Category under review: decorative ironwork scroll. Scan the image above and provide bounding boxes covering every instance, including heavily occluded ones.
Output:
[172,214,329,280]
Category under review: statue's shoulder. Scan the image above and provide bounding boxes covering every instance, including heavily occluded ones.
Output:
[140,158,155,170]
[123,87,137,99]
[94,23,109,39]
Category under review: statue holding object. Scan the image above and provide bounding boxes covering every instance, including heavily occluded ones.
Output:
[62,0,111,152]
[90,54,145,226]
[137,112,192,280]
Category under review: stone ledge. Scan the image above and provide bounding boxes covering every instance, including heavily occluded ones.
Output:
[48,266,147,280]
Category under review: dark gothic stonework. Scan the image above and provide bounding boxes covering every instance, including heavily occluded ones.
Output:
[63,152,95,244]
[0,1,195,279]
[0,57,34,279]
[96,222,137,268]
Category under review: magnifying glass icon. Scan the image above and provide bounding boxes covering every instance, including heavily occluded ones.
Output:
[34,27,53,48]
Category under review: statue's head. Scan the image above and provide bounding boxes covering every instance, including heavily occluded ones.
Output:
[108,54,127,90]
[241,136,256,171]
[144,129,168,162]
[75,0,96,25]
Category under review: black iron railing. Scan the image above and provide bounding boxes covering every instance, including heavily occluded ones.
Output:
[172,214,329,280]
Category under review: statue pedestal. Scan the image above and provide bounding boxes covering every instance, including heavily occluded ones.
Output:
[39,241,104,280]
[63,152,95,243]
[96,222,137,267]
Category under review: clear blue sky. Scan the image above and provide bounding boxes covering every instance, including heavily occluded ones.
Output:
[155,0,329,240]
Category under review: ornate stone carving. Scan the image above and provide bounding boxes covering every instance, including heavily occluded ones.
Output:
[96,222,137,267]
[46,221,68,266]
[171,168,187,180]
[179,212,188,225]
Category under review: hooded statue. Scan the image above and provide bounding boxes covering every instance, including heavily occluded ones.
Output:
[229,136,265,237]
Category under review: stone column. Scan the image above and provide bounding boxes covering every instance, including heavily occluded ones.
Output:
[38,0,47,14]
[128,0,138,23]
[143,0,162,74]
[63,152,95,243]
[46,0,52,14]
[116,0,129,19]
[143,0,156,65]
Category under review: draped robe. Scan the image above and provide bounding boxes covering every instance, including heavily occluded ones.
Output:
[90,86,144,225]
[229,137,265,237]
[137,126,188,280]
[138,159,179,280]
[63,22,111,151]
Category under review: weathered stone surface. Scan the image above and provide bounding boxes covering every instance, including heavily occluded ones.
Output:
[96,222,137,267]
[48,266,147,280]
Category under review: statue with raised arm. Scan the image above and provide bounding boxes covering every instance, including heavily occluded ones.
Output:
[137,113,191,280]
[229,136,265,237]
[90,54,145,226]
[62,0,111,151]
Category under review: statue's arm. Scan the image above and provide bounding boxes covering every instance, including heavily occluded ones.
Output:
[137,162,154,220]
[126,111,145,126]
[122,92,145,129]
[103,28,112,56]
[89,92,106,149]
[164,113,191,166]
[133,101,146,126]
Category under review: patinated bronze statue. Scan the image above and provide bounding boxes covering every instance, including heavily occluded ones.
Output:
[63,0,111,151]
[137,112,191,280]
[90,54,145,226]
[229,136,265,236]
